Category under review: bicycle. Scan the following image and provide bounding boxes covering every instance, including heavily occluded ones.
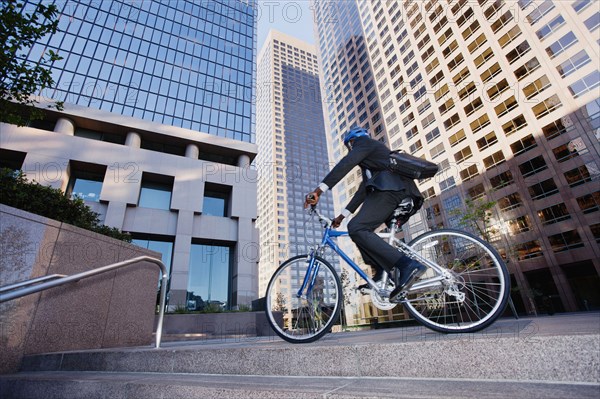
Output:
[264,199,511,343]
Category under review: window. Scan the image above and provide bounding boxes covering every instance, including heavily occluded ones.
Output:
[468,183,485,200]
[525,79,555,104]
[68,165,106,202]
[490,170,514,189]
[515,240,543,260]
[422,187,436,200]
[448,129,466,147]
[434,84,450,101]
[444,113,461,130]
[187,244,231,311]
[439,97,455,115]
[468,33,488,53]
[526,0,555,25]
[132,237,174,301]
[443,40,459,58]
[536,15,565,41]
[499,26,522,48]
[572,0,592,13]
[514,57,541,80]
[422,113,436,129]
[480,63,502,83]
[552,137,589,162]
[542,118,574,140]
[548,230,584,253]
[538,203,570,225]
[138,173,173,210]
[476,132,498,150]
[409,140,423,154]
[502,114,527,136]
[532,94,562,118]
[473,47,493,68]
[495,96,518,117]
[462,20,480,40]
[507,215,532,235]
[460,164,479,182]
[557,51,592,78]
[448,53,464,71]
[454,146,473,163]
[458,82,477,101]
[483,150,505,168]
[546,32,578,58]
[584,12,600,32]
[564,164,597,187]
[491,11,513,33]
[591,224,600,244]
[464,97,483,116]
[510,134,537,156]
[431,142,446,159]
[203,183,231,217]
[425,127,441,143]
[528,178,559,200]
[75,127,125,144]
[439,176,456,192]
[506,41,531,64]
[498,193,522,212]
[487,78,510,101]
[568,71,600,98]
[519,155,547,177]
[470,114,490,133]
[577,191,600,214]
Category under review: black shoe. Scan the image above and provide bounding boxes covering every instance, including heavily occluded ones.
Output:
[390,260,426,301]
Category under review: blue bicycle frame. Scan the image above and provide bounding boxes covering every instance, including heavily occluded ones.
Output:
[297,223,376,298]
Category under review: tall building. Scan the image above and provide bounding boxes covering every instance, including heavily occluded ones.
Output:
[1,0,259,310]
[256,30,337,296]
[312,0,600,321]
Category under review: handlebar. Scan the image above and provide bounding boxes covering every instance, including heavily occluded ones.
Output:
[308,205,332,228]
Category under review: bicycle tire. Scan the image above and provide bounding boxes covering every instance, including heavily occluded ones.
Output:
[265,255,342,343]
[403,229,510,333]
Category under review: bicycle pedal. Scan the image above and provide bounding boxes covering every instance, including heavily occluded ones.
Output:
[358,287,371,295]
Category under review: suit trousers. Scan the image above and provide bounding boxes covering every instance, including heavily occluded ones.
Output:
[347,189,408,274]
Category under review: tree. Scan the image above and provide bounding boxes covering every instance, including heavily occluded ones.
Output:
[1,0,64,126]
[451,197,498,241]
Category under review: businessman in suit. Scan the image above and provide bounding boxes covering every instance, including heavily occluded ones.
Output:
[304,127,426,301]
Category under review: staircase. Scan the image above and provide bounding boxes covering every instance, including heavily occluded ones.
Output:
[1,315,599,399]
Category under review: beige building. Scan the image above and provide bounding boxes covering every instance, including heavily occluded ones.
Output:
[1,103,258,310]
[313,0,600,322]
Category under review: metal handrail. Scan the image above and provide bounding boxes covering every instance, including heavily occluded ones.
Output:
[0,256,168,349]
[0,274,67,293]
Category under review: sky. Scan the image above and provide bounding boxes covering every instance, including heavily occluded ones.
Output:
[256,0,316,51]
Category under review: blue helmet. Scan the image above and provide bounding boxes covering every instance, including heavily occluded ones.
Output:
[343,126,369,149]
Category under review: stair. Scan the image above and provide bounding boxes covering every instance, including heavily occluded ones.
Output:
[1,316,599,398]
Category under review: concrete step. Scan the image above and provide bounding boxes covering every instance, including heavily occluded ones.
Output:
[2,371,599,399]
[2,315,599,398]
[14,319,600,382]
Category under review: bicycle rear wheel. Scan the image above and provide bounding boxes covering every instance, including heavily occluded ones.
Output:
[404,229,510,333]
[265,255,342,343]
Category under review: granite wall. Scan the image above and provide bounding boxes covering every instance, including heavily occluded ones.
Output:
[0,204,161,373]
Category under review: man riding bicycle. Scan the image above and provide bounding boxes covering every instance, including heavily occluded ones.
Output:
[304,126,426,300]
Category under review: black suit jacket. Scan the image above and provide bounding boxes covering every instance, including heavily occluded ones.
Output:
[321,136,422,213]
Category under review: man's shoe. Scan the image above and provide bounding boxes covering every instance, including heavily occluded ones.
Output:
[390,260,427,301]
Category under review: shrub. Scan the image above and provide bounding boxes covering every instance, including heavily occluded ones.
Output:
[0,168,131,242]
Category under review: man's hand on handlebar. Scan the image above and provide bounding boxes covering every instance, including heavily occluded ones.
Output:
[304,187,323,208]
[332,214,345,228]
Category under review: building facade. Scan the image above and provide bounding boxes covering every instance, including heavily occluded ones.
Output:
[312,0,600,322]
[256,30,337,297]
[1,0,259,310]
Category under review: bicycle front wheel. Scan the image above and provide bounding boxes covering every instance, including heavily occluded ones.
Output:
[404,229,510,333]
[265,255,342,343]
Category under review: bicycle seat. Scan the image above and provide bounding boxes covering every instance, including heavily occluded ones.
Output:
[385,197,415,228]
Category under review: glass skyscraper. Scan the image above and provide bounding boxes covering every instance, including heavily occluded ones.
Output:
[312,0,600,323]
[2,0,260,311]
[256,30,337,296]
[23,0,256,142]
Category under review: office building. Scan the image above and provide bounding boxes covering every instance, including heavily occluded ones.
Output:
[312,0,600,321]
[1,0,259,309]
[256,30,337,297]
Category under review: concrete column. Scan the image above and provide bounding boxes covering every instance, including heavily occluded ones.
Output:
[103,201,127,229]
[185,143,199,159]
[238,154,250,168]
[125,131,141,148]
[54,117,75,135]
